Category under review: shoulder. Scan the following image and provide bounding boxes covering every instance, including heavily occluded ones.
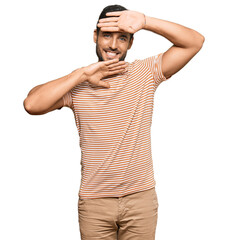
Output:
[131,53,169,84]
[130,54,161,72]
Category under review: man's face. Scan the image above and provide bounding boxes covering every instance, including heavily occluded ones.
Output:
[94,30,133,61]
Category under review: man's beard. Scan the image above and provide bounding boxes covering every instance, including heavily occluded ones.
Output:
[96,43,127,62]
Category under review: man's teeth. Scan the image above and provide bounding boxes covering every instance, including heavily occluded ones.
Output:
[106,51,117,57]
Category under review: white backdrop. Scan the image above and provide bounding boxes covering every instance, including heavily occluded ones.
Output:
[1,0,227,239]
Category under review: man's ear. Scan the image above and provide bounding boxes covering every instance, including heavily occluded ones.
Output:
[93,29,97,43]
[127,36,134,50]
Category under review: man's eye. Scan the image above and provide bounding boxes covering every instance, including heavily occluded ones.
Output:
[104,34,111,37]
[120,36,127,41]
[120,37,127,41]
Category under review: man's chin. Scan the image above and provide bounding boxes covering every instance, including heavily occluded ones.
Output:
[98,56,121,62]
[106,57,120,61]
[96,52,126,62]
[102,55,126,62]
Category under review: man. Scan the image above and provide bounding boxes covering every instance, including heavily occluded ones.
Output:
[23,4,204,240]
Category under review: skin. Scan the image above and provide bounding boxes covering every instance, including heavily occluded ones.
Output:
[94,30,133,61]
[24,59,127,114]
[97,10,205,79]
[24,9,205,115]
[83,58,128,88]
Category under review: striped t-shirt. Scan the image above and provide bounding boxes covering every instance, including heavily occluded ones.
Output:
[63,53,170,199]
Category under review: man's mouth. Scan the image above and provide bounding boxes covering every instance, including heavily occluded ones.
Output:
[104,50,120,59]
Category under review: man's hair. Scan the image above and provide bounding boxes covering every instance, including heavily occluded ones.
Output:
[96,4,134,41]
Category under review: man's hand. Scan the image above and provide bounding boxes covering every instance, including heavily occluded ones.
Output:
[97,10,146,34]
[83,59,128,88]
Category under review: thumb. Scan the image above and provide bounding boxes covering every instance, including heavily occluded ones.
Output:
[98,80,110,88]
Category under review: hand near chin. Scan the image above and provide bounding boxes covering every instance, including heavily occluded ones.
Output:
[83,59,128,88]
[97,10,146,34]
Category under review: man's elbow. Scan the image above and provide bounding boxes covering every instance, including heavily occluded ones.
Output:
[195,33,205,50]
[23,98,35,115]
[23,98,42,115]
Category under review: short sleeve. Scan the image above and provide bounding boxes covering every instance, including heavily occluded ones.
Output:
[141,53,171,85]
[62,90,73,109]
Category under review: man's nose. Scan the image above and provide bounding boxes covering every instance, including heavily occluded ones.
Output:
[110,37,118,50]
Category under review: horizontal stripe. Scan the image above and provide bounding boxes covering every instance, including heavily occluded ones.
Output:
[63,53,169,199]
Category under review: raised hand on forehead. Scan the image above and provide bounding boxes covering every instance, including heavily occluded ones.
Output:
[97,10,146,34]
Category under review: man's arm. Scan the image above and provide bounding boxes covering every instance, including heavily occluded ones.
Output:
[143,16,205,79]
[23,59,128,115]
[23,68,86,115]
[98,10,205,79]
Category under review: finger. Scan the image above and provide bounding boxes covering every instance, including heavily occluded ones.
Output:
[99,17,119,23]
[104,58,119,65]
[100,27,120,32]
[108,63,128,70]
[106,11,123,17]
[107,61,126,68]
[108,68,128,76]
[109,65,128,71]
[97,22,118,28]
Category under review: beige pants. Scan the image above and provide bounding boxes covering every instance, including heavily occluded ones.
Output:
[78,187,159,240]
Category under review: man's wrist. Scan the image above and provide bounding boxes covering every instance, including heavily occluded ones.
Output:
[142,15,149,30]
[142,14,147,29]
[71,67,87,84]
[79,67,88,83]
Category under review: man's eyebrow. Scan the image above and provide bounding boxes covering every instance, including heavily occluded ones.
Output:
[101,32,129,39]
[120,34,129,39]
